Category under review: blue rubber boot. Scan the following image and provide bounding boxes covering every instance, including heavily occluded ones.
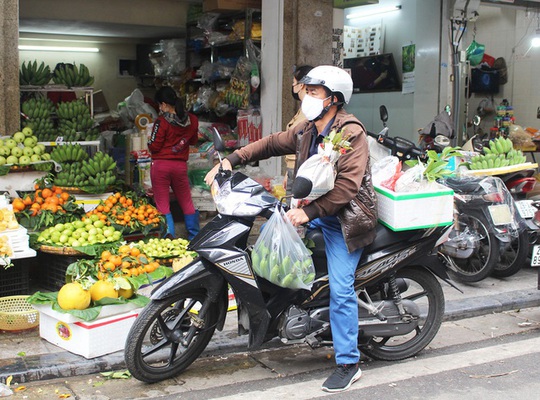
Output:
[165,213,175,238]
[184,211,200,240]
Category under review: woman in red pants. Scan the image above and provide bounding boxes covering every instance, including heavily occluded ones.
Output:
[148,86,200,239]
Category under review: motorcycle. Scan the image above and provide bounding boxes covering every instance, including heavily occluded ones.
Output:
[124,130,457,383]
[369,106,523,282]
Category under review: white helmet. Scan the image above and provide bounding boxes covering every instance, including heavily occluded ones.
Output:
[299,65,353,104]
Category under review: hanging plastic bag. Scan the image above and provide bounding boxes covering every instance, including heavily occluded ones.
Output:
[295,127,353,200]
[295,154,336,201]
[466,40,485,66]
[251,205,315,290]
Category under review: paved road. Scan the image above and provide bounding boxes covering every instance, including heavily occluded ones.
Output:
[6,306,540,399]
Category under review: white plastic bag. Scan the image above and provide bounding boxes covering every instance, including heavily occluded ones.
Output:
[251,205,315,290]
[372,156,400,186]
[296,154,336,201]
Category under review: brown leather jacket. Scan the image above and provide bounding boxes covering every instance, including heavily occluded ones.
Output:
[227,109,377,252]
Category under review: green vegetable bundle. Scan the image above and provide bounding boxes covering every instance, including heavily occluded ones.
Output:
[251,205,315,290]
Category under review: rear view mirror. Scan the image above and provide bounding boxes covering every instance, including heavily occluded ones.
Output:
[213,128,226,152]
[379,105,388,126]
[291,176,313,199]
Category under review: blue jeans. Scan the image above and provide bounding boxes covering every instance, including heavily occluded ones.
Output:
[309,215,363,365]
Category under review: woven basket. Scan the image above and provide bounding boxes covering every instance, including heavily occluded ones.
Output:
[39,245,86,256]
[0,295,39,331]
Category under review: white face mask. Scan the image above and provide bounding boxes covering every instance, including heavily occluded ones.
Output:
[301,95,331,121]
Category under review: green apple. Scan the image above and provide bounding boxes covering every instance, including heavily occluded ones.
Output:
[22,147,34,157]
[11,147,23,157]
[23,137,37,148]
[6,155,18,165]
[4,139,16,149]
[0,156,6,166]
[13,132,25,143]
[18,155,31,165]
[32,145,43,155]
[41,153,51,161]
[22,127,33,136]
[0,147,8,157]
[31,154,41,162]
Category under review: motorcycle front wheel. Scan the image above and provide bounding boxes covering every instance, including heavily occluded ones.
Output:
[124,290,220,383]
[492,229,529,278]
[448,210,500,282]
[360,267,444,361]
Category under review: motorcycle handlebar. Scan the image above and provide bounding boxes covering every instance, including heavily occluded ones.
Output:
[367,130,427,162]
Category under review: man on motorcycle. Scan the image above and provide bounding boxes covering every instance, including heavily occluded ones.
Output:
[205,65,377,392]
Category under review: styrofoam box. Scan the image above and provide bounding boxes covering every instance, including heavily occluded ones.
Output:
[374,184,454,231]
[33,303,141,359]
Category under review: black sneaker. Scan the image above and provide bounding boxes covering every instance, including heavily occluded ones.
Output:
[321,363,362,392]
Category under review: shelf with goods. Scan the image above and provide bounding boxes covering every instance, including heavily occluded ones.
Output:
[182,9,263,210]
[20,85,95,117]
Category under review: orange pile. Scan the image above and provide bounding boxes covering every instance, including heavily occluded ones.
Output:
[86,192,163,231]
[97,244,160,280]
[12,184,74,216]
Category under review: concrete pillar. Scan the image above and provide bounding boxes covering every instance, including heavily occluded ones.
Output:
[281,0,333,131]
[0,0,20,135]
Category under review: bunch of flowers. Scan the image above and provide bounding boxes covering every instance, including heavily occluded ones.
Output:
[319,128,353,163]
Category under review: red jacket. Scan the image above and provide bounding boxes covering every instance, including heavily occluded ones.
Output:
[148,113,199,161]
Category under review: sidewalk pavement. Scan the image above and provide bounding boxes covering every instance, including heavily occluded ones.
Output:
[1,266,539,385]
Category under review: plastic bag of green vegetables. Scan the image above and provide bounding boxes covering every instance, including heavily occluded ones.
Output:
[251,205,315,290]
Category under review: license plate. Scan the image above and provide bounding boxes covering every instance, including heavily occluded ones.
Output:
[531,245,540,267]
[487,204,513,226]
[516,200,537,219]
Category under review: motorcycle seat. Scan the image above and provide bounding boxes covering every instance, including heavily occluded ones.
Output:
[305,224,415,257]
[441,176,483,193]
[363,224,417,254]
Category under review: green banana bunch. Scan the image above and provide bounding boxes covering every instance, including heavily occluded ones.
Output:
[52,63,94,88]
[469,137,528,170]
[20,60,52,86]
[21,98,57,141]
[55,100,95,141]
[50,144,89,163]
[81,151,116,175]
[54,162,90,187]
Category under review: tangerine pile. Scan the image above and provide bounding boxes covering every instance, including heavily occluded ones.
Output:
[97,244,160,280]
[85,192,164,232]
[12,184,75,216]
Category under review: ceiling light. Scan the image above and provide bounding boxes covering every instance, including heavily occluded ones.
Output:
[346,5,402,20]
[532,28,540,48]
[18,45,99,53]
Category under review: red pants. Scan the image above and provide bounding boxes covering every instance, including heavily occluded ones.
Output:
[150,159,196,216]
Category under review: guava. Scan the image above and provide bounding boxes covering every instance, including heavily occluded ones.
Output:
[13,132,25,143]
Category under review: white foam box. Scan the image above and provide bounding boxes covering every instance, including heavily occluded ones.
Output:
[33,303,141,359]
[374,184,454,231]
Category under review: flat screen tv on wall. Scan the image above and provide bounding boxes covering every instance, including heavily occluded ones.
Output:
[344,53,402,93]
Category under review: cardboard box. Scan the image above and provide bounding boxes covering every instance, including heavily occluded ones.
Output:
[203,0,261,12]
[34,304,141,359]
[374,184,454,231]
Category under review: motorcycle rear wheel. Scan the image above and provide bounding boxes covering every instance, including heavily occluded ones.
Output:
[124,290,220,383]
[448,210,500,282]
[360,267,444,361]
[492,229,529,278]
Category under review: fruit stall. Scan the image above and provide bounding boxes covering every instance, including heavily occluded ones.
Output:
[0,118,202,353]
